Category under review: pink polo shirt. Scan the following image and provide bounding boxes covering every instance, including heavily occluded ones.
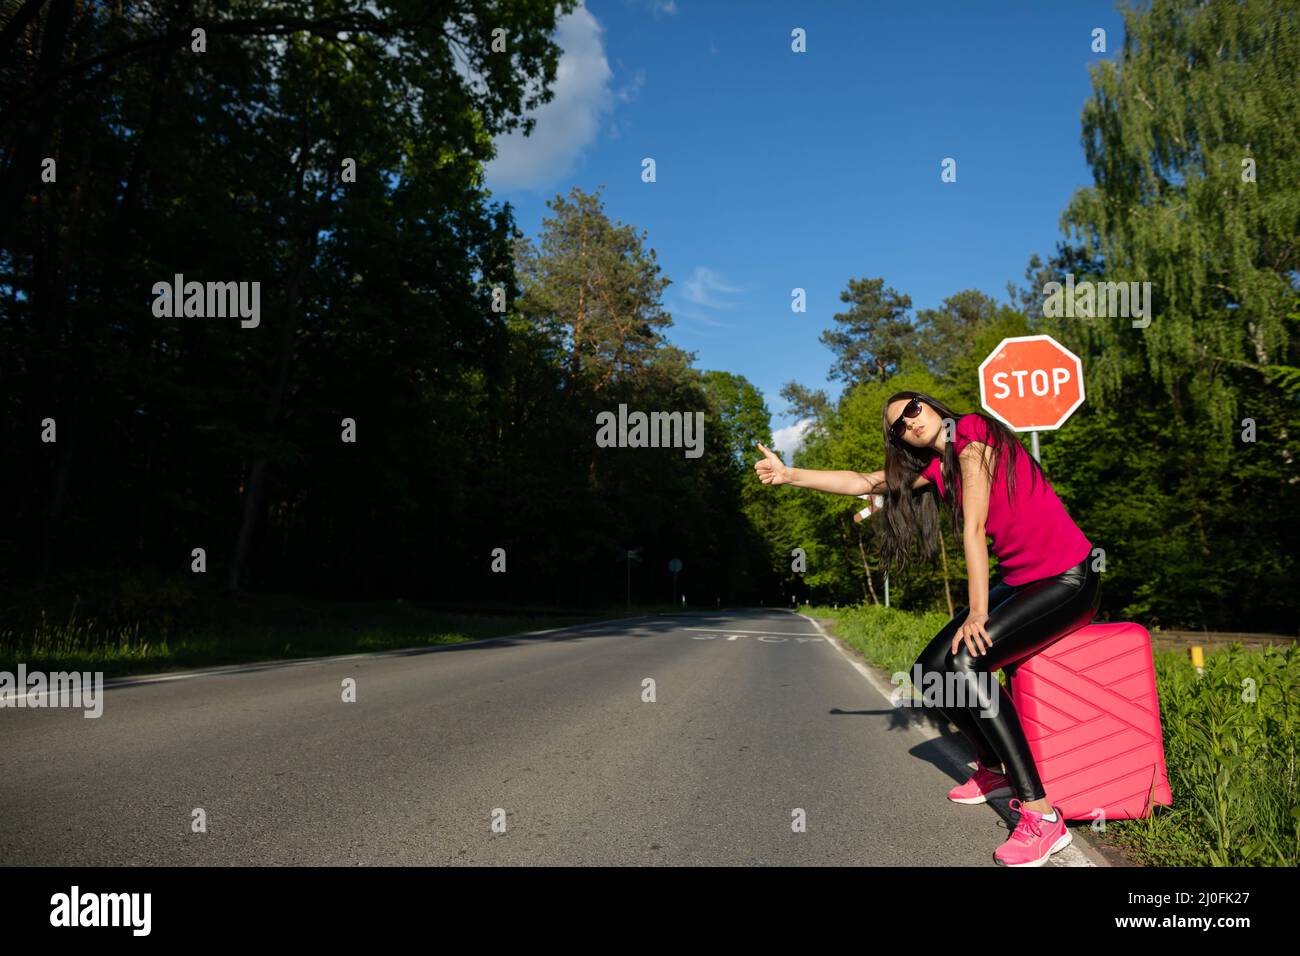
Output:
[920,414,1092,585]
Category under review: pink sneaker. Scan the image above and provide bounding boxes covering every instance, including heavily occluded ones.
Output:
[993,798,1072,867]
[948,760,1014,804]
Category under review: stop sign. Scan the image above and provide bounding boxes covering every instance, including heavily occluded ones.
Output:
[978,334,1084,431]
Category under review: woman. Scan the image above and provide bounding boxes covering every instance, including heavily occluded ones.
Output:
[753,390,1099,867]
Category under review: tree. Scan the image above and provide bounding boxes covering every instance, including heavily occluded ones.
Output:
[778,381,829,422]
[514,185,675,399]
[820,277,917,384]
[914,289,1000,382]
[0,1,581,602]
[1042,0,1300,629]
[1060,0,1299,435]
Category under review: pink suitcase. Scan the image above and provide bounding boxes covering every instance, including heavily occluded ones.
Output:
[1008,622,1173,822]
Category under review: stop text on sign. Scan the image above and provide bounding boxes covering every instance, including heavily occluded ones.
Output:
[988,367,1073,399]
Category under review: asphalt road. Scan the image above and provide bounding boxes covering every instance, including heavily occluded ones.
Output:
[0,609,1105,866]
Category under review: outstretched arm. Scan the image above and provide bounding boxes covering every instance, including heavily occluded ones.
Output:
[788,467,934,495]
[755,443,932,496]
[786,467,884,496]
[756,443,881,494]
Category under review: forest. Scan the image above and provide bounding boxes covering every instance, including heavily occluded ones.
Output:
[1,0,1296,639]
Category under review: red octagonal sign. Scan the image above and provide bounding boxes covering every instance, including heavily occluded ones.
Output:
[978,335,1085,431]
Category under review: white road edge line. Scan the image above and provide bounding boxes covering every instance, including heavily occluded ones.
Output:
[792,609,1106,869]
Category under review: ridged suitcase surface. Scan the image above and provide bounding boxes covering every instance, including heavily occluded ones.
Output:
[1009,622,1173,822]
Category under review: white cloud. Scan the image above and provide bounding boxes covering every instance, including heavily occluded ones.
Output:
[770,417,816,461]
[681,266,745,308]
[625,0,678,17]
[615,68,646,103]
[667,266,746,334]
[481,4,616,191]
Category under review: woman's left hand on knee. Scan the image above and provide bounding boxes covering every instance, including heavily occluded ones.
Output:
[951,612,992,657]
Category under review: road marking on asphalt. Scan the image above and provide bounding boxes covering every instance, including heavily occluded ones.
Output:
[793,610,1104,869]
[684,628,824,637]
[688,632,823,643]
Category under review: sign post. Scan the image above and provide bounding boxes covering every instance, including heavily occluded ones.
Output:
[623,547,643,609]
[978,334,1085,461]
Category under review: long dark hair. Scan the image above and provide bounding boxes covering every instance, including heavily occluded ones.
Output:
[877,390,1044,572]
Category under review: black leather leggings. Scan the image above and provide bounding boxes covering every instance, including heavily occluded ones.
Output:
[912,556,1101,802]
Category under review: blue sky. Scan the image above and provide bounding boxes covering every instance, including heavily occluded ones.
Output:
[480,0,1128,455]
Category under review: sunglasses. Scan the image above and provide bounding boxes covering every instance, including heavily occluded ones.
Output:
[889,398,923,441]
